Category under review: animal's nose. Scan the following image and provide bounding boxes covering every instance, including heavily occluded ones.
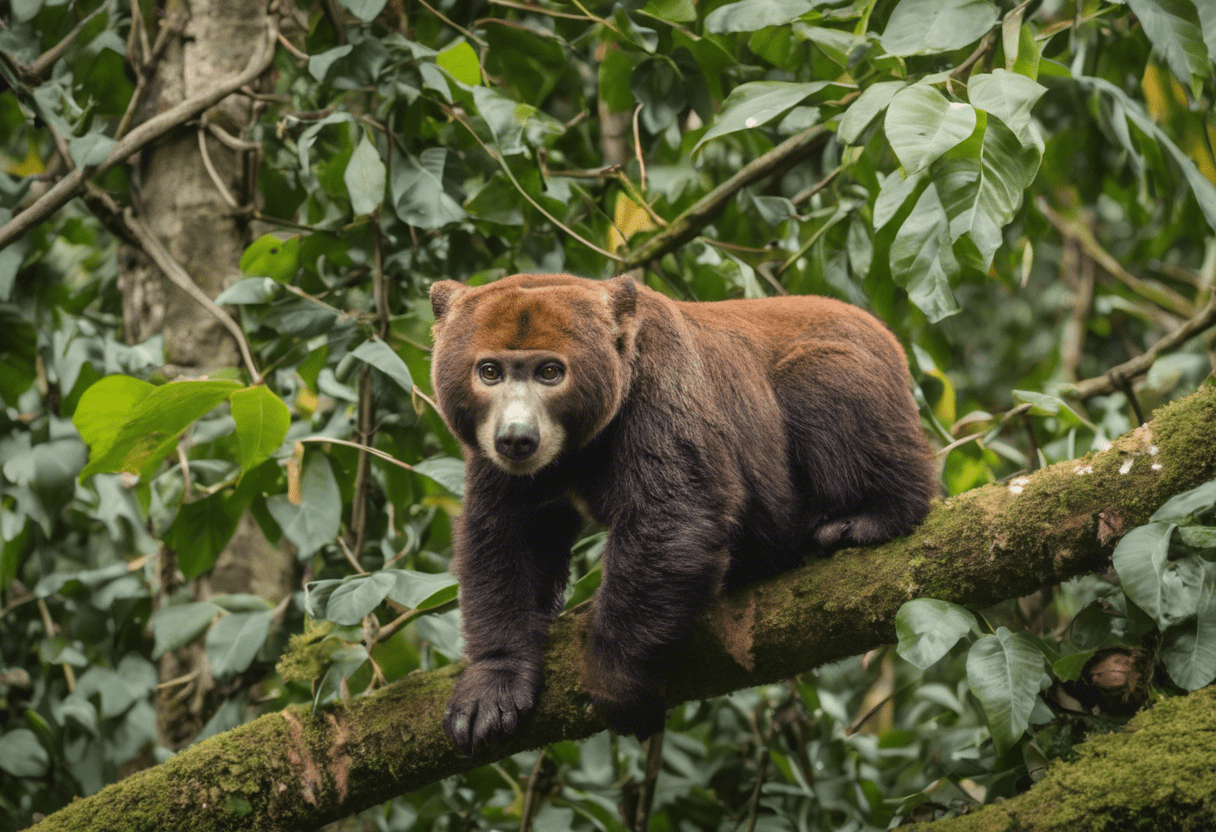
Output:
[495,420,539,460]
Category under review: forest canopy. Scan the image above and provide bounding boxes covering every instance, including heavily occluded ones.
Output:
[1,0,1216,830]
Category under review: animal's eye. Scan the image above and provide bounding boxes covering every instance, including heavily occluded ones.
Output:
[536,363,565,384]
[477,362,502,383]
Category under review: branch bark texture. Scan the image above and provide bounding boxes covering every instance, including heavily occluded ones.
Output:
[27,384,1216,831]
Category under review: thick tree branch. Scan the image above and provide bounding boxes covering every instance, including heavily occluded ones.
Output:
[0,19,277,253]
[26,385,1216,832]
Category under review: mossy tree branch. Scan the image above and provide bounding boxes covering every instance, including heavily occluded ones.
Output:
[27,384,1216,832]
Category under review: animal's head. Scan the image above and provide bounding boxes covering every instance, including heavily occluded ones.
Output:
[429,273,639,475]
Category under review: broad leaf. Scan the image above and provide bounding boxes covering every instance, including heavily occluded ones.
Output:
[324,571,398,625]
[0,729,49,778]
[885,86,977,174]
[164,491,245,579]
[151,601,219,659]
[1125,0,1211,97]
[880,0,999,57]
[967,70,1047,146]
[229,386,291,472]
[390,148,466,230]
[386,569,459,609]
[704,0,815,34]
[350,338,414,394]
[889,183,961,322]
[412,456,465,497]
[266,454,341,559]
[1151,478,1216,525]
[1160,563,1216,690]
[344,133,387,217]
[205,610,274,680]
[838,81,906,145]
[1112,522,1202,629]
[895,598,977,669]
[966,628,1048,754]
[694,81,831,153]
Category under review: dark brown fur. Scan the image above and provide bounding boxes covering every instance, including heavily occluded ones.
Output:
[430,273,936,753]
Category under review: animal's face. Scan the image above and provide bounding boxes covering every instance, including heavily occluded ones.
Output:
[429,274,638,475]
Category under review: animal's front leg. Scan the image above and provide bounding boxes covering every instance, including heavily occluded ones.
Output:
[582,511,730,739]
[444,494,582,756]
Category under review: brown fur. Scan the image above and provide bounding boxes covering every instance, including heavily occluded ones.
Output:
[430,273,936,753]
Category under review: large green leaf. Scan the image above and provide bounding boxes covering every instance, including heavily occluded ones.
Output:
[390,148,466,230]
[72,375,154,463]
[1160,563,1216,690]
[205,610,274,680]
[350,338,414,394]
[895,598,977,669]
[967,70,1047,146]
[889,183,961,322]
[412,456,465,497]
[321,571,398,626]
[229,386,291,472]
[880,0,999,57]
[1125,0,1211,96]
[77,378,242,481]
[0,729,49,778]
[933,111,1041,271]
[164,491,245,579]
[1112,522,1202,629]
[884,86,977,174]
[966,628,1048,754]
[266,454,341,559]
[837,81,906,145]
[472,86,564,156]
[1150,478,1216,525]
[344,133,387,217]
[704,0,815,34]
[386,569,459,609]
[694,81,831,153]
[150,601,219,659]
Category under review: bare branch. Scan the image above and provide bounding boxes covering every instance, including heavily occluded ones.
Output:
[0,19,278,253]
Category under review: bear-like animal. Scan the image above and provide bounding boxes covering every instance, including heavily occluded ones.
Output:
[429,272,936,755]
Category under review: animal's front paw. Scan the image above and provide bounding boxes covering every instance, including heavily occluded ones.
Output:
[444,663,540,756]
[592,687,668,740]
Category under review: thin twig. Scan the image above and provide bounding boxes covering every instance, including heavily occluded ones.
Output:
[120,207,262,383]
[948,30,997,83]
[634,730,664,832]
[519,748,548,832]
[20,0,116,84]
[487,0,592,19]
[444,105,624,263]
[115,10,189,140]
[1066,297,1216,401]
[631,103,647,193]
[415,0,487,45]
[0,18,278,253]
[790,166,841,207]
[296,437,417,472]
[206,122,261,153]
[198,125,240,208]
[36,598,76,693]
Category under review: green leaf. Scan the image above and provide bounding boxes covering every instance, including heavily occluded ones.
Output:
[895,598,977,669]
[436,40,481,86]
[350,338,414,394]
[880,0,999,57]
[837,81,906,146]
[412,456,465,496]
[151,601,219,658]
[164,491,245,579]
[313,644,370,707]
[308,45,353,81]
[78,378,242,481]
[704,0,814,34]
[889,183,961,322]
[472,86,564,156]
[884,86,977,174]
[641,0,697,23]
[72,375,154,461]
[0,729,49,778]
[337,0,387,23]
[386,569,459,609]
[205,610,274,680]
[344,133,387,217]
[599,49,641,113]
[966,628,1048,755]
[1111,522,1205,629]
[214,277,280,305]
[266,454,341,559]
[1010,390,1087,426]
[229,386,291,472]
[967,70,1047,146]
[1161,564,1216,690]
[1125,0,1211,96]
[1151,479,1216,525]
[390,148,466,230]
[694,81,831,153]
[1051,651,1093,683]
[68,131,115,168]
[324,571,398,625]
[239,234,302,283]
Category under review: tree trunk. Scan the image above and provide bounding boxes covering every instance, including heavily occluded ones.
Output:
[115,0,293,750]
[23,383,1216,832]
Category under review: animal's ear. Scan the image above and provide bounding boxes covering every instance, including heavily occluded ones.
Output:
[430,280,464,321]
[606,275,637,324]
[605,275,639,355]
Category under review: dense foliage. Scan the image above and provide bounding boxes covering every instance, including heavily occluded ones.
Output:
[1,0,1215,829]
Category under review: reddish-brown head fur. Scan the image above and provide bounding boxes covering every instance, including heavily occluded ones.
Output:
[430,274,638,472]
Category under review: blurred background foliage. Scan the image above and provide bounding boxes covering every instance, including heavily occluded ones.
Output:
[1,0,1215,829]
